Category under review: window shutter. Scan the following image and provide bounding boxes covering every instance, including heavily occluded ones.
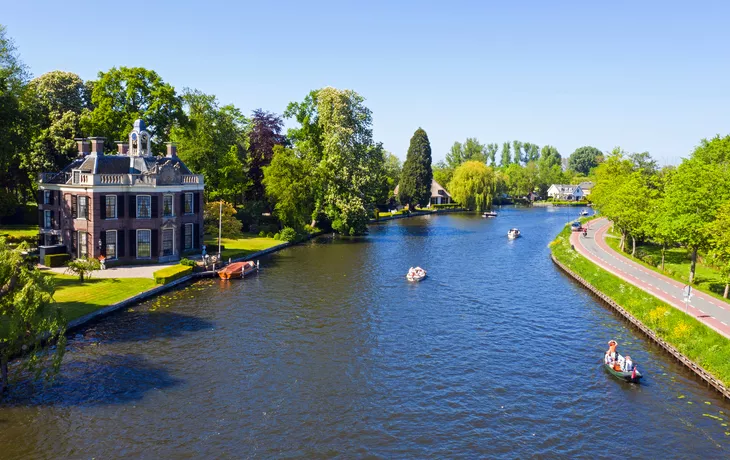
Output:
[51,211,57,229]
[151,196,159,218]
[180,193,185,214]
[193,223,199,249]
[100,231,107,256]
[118,229,125,257]
[87,197,91,220]
[72,232,78,254]
[194,192,200,213]
[49,191,55,205]
[180,223,185,252]
[130,195,137,218]
[117,195,124,218]
[101,195,107,219]
[37,190,43,205]
[86,232,91,258]
[71,195,78,218]
[38,209,43,228]
[130,231,136,257]
[151,229,159,257]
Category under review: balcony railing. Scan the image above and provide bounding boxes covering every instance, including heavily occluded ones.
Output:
[39,172,204,187]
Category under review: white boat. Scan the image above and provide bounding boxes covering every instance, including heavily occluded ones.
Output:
[482,211,498,218]
[580,210,589,216]
[406,266,427,282]
[507,228,521,239]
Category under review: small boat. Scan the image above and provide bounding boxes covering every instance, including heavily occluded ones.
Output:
[406,266,427,282]
[218,260,258,280]
[507,228,520,239]
[580,210,589,216]
[482,211,498,218]
[604,361,642,383]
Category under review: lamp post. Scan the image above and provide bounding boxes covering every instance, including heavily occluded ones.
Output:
[218,200,222,259]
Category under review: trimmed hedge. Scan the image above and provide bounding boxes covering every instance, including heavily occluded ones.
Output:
[153,265,193,285]
[45,253,71,267]
[432,203,461,209]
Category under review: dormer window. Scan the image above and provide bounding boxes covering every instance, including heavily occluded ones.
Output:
[72,170,80,184]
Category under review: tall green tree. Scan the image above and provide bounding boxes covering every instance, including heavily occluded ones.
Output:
[399,128,433,209]
[377,152,402,204]
[485,143,498,166]
[523,142,540,163]
[246,109,286,202]
[512,140,523,164]
[263,145,317,229]
[708,201,730,298]
[81,67,186,154]
[432,161,454,189]
[0,238,66,392]
[445,141,463,169]
[171,90,248,203]
[500,142,511,167]
[448,161,495,211]
[462,138,487,163]
[568,146,603,175]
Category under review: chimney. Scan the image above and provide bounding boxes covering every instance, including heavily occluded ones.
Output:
[89,137,105,156]
[165,142,177,158]
[115,142,129,155]
[75,138,91,157]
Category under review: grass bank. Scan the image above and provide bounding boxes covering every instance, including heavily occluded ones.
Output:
[550,222,730,385]
[604,237,729,304]
[48,273,157,321]
[0,225,38,242]
[204,234,281,260]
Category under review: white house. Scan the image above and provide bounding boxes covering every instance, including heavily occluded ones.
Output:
[547,184,584,201]
[394,179,453,206]
[578,181,594,197]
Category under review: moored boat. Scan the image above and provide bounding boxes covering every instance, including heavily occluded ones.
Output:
[218,260,258,280]
[482,211,498,218]
[406,266,427,282]
[507,228,520,239]
[580,210,589,216]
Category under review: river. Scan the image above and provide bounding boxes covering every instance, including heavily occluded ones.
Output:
[2,208,729,458]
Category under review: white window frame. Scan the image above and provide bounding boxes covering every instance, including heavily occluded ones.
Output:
[78,231,87,259]
[43,190,51,205]
[106,230,117,260]
[184,193,194,214]
[163,194,174,217]
[78,195,88,220]
[162,227,175,256]
[44,210,52,229]
[184,223,193,250]
[105,195,117,219]
[136,229,152,259]
[137,195,151,219]
[72,170,80,184]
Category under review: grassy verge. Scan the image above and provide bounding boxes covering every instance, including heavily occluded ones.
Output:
[204,234,281,260]
[551,222,730,385]
[378,210,408,218]
[0,225,38,242]
[604,237,730,305]
[48,273,157,321]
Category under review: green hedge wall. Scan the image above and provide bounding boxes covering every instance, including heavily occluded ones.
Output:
[45,253,71,267]
[153,265,193,285]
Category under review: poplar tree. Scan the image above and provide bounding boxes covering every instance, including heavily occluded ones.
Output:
[399,128,433,209]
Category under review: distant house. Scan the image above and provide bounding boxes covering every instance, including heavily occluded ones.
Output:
[578,181,594,196]
[527,191,540,202]
[547,184,584,201]
[394,179,453,206]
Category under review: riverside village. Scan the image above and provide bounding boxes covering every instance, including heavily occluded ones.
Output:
[2,3,730,457]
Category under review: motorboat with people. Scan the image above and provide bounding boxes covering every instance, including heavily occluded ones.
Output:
[604,340,642,383]
[482,211,498,218]
[507,228,521,239]
[218,260,258,280]
[406,266,427,282]
[580,210,589,216]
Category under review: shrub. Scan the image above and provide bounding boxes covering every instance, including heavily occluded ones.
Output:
[180,258,197,267]
[279,227,298,242]
[273,233,281,240]
[304,224,320,234]
[45,253,70,267]
[258,230,266,237]
[65,257,101,281]
[153,265,193,285]
[266,232,275,238]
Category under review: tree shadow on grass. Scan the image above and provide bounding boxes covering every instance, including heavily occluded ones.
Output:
[0,353,183,408]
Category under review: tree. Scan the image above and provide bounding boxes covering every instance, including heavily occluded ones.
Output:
[568,146,602,175]
[708,201,730,297]
[539,145,561,169]
[246,109,286,202]
[523,142,540,163]
[448,161,495,211]
[445,141,463,169]
[399,128,433,209]
[691,135,730,164]
[203,200,244,239]
[64,257,101,282]
[462,138,487,163]
[0,238,66,392]
[263,146,317,229]
[432,161,454,190]
[378,152,402,205]
[512,140,523,165]
[0,25,35,216]
[81,67,186,154]
[591,149,635,251]
[485,143,498,166]
[500,142,511,167]
[171,90,248,203]
[629,151,658,174]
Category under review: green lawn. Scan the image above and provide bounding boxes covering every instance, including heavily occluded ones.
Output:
[204,234,281,260]
[48,273,157,321]
[551,223,730,385]
[0,225,38,241]
[605,237,729,303]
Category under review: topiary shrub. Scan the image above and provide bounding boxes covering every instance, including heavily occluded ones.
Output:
[266,232,275,238]
[153,265,193,285]
[279,227,298,242]
[180,258,197,267]
[45,253,70,267]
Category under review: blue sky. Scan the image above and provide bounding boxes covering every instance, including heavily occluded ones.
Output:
[4,0,730,165]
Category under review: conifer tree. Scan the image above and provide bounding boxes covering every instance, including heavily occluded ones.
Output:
[398,128,433,209]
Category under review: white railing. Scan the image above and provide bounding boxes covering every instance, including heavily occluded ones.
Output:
[39,172,204,187]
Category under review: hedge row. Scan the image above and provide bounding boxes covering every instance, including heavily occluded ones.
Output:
[153,265,193,285]
[45,253,70,267]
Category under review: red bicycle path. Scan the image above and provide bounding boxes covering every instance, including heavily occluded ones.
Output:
[571,218,730,339]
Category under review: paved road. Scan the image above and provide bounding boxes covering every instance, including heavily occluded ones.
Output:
[573,218,730,339]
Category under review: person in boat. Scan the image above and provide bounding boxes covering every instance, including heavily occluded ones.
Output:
[623,355,633,372]
[605,340,618,366]
[615,355,625,372]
